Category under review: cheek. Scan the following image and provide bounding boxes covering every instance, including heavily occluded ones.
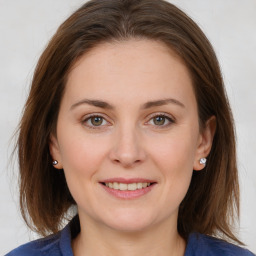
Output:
[58,133,111,207]
[57,127,110,187]
[61,136,107,171]
[149,132,197,172]
[147,132,197,198]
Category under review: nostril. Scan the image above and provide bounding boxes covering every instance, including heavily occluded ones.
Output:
[108,137,147,166]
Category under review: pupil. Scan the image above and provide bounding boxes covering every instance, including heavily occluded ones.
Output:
[92,117,103,126]
[154,116,165,125]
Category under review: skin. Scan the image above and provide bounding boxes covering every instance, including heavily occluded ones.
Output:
[50,39,215,256]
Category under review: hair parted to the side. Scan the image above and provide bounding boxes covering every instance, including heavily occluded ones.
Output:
[17,0,240,244]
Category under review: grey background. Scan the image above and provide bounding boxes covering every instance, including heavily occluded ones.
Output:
[1,0,255,254]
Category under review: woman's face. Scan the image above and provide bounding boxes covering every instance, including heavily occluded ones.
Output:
[50,39,214,232]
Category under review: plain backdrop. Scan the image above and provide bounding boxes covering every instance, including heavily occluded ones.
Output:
[0,0,255,254]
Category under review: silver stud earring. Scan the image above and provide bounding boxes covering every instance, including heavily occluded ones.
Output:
[52,160,58,166]
[199,158,207,166]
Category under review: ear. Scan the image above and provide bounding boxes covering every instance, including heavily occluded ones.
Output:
[193,116,216,171]
[49,133,63,169]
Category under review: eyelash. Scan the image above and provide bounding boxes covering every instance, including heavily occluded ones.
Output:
[82,114,109,130]
[147,113,175,128]
[82,113,175,130]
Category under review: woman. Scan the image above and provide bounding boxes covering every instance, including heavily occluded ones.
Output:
[6,0,254,255]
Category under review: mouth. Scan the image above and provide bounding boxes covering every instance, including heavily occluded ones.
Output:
[99,179,157,199]
[101,182,156,191]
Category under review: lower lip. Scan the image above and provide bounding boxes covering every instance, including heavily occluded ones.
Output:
[100,183,156,199]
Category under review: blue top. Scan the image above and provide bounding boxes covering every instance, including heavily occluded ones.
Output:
[5,216,255,256]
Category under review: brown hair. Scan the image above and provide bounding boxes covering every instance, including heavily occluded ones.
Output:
[17,0,240,244]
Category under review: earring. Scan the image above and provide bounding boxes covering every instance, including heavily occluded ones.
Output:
[52,160,58,166]
[199,158,207,166]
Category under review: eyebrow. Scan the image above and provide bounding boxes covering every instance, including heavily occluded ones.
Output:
[70,98,185,110]
[70,99,114,110]
[142,98,185,109]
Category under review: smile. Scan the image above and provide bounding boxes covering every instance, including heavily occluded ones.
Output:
[104,182,151,191]
[100,179,157,199]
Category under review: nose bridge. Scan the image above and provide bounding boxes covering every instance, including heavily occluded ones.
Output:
[109,120,146,167]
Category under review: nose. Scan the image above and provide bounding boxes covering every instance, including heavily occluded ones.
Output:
[109,125,147,168]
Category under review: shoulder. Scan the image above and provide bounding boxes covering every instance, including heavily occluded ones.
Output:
[5,232,62,256]
[5,221,75,256]
[5,215,78,256]
[186,233,255,256]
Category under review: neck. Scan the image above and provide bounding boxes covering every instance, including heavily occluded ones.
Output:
[72,215,186,256]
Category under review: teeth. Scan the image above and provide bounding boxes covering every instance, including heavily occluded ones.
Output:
[104,182,152,191]
[142,183,148,188]
[128,183,136,190]
[119,183,128,190]
[113,182,119,189]
[137,183,142,189]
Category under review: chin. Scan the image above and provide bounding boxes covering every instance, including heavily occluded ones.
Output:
[100,209,157,233]
[107,220,153,233]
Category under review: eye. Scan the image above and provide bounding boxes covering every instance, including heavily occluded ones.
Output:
[82,114,109,129]
[147,114,174,128]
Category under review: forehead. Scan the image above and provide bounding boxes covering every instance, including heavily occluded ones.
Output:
[69,39,187,79]
[64,39,195,108]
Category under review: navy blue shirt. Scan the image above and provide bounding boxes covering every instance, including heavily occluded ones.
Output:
[6,216,255,256]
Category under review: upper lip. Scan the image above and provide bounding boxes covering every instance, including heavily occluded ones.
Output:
[100,178,157,184]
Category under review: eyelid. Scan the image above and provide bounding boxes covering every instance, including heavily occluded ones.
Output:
[145,112,175,127]
[81,112,175,130]
[147,112,175,120]
[82,113,111,129]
